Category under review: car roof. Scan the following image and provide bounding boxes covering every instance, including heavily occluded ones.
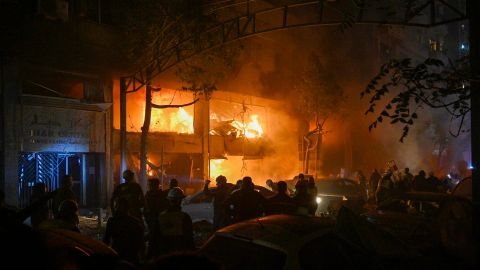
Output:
[216,214,335,247]
[40,229,117,256]
[388,191,463,201]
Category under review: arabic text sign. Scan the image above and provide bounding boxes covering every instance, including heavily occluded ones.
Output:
[22,106,105,153]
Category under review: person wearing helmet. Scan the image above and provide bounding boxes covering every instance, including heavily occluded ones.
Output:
[110,169,145,219]
[162,178,179,198]
[39,199,80,232]
[204,175,232,230]
[150,187,194,256]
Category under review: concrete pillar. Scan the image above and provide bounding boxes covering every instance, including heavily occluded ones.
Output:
[1,55,20,206]
[103,78,113,207]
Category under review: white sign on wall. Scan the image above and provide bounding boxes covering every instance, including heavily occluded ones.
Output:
[21,105,105,153]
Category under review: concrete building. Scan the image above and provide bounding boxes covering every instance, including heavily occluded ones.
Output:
[1,0,121,207]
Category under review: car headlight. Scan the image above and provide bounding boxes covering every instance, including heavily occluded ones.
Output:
[316,197,322,204]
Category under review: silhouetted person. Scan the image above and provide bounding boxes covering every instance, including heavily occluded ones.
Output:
[144,178,168,259]
[0,189,16,226]
[30,182,49,229]
[225,176,266,223]
[231,179,243,194]
[111,169,145,219]
[0,189,49,270]
[40,199,80,232]
[369,169,381,201]
[376,170,395,204]
[293,180,317,215]
[307,176,318,213]
[426,171,440,192]
[355,170,367,197]
[104,197,145,266]
[266,181,295,215]
[412,170,431,192]
[151,187,194,256]
[265,179,278,192]
[52,174,78,218]
[204,175,232,230]
[163,178,179,197]
[145,178,168,233]
[398,167,414,192]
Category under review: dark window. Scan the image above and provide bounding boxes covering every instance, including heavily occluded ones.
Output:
[201,236,286,270]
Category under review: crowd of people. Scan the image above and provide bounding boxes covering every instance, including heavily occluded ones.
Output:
[103,171,322,265]
[0,163,471,268]
[357,163,471,205]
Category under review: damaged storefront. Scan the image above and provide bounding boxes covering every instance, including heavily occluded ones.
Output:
[114,89,300,191]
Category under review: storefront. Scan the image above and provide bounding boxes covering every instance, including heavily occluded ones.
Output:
[17,97,108,208]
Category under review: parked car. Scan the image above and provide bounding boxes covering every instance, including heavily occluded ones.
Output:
[362,191,474,258]
[198,214,370,270]
[197,212,460,270]
[286,178,366,216]
[182,183,275,224]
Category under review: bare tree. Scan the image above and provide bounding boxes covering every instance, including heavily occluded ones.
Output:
[119,0,240,186]
[294,53,347,175]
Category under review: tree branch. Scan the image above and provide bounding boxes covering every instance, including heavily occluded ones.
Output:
[151,98,199,109]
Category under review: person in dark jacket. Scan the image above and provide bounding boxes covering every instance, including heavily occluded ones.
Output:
[151,187,194,256]
[204,175,232,230]
[52,174,78,218]
[104,197,145,266]
[39,199,80,233]
[265,181,295,215]
[110,169,145,219]
[412,170,431,192]
[224,176,266,223]
[144,178,168,233]
[30,182,50,229]
[144,178,168,259]
[292,180,317,215]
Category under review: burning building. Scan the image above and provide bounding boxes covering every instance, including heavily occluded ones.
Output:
[113,87,301,190]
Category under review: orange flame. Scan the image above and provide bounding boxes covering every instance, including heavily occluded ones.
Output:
[245,115,263,138]
[210,159,225,180]
[151,107,194,134]
[230,114,264,138]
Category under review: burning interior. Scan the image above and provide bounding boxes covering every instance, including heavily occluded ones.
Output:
[113,87,300,189]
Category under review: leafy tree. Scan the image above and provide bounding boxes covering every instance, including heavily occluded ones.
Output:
[294,53,347,174]
[361,57,470,142]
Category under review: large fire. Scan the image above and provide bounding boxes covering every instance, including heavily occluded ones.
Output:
[244,115,264,138]
[219,114,264,139]
[150,107,194,133]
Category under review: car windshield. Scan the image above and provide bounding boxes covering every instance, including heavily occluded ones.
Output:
[201,235,287,270]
